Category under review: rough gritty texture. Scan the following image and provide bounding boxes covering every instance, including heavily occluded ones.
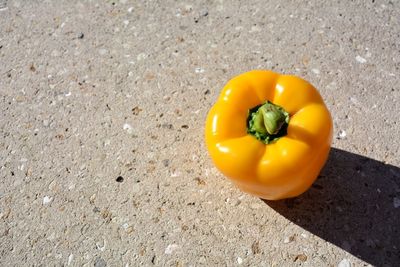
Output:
[1,0,399,266]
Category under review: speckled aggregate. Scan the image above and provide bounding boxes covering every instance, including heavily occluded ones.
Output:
[0,0,399,266]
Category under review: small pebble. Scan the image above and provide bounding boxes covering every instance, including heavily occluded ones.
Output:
[356,55,367,64]
[194,177,206,186]
[200,9,208,17]
[195,67,205,73]
[337,130,347,139]
[338,258,351,267]
[301,233,308,238]
[132,106,142,115]
[96,240,106,251]
[15,95,26,102]
[126,226,134,233]
[165,244,179,254]
[94,257,107,267]
[137,53,146,61]
[294,254,307,262]
[170,171,180,177]
[43,196,53,205]
[123,123,134,135]
[89,194,96,203]
[237,257,243,264]
[312,68,320,74]
[67,254,74,266]
[103,139,111,146]
[77,33,84,39]
[284,235,295,244]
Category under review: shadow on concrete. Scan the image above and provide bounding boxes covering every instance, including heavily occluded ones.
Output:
[264,148,400,266]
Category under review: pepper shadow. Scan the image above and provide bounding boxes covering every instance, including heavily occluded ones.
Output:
[264,148,400,266]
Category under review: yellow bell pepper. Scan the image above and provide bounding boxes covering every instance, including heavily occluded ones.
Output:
[205,70,333,200]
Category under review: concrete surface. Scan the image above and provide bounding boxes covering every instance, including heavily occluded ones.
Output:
[1,0,399,266]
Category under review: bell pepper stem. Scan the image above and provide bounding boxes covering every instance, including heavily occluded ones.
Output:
[247,101,289,144]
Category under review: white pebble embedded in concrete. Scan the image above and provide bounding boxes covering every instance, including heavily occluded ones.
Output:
[137,53,146,61]
[284,235,294,244]
[43,196,53,205]
[312,68,320,74]
[338,258,351,267]
[356,56,367,64]
[123,123,134,135]
[67,254,74,266]
[165,244,179,254]
[337,130,347,139]
[195,67,205,73]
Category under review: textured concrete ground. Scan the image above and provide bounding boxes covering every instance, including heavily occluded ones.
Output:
[1,0,399,266]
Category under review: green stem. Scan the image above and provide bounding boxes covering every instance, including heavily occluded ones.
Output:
[247,101,289,144]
